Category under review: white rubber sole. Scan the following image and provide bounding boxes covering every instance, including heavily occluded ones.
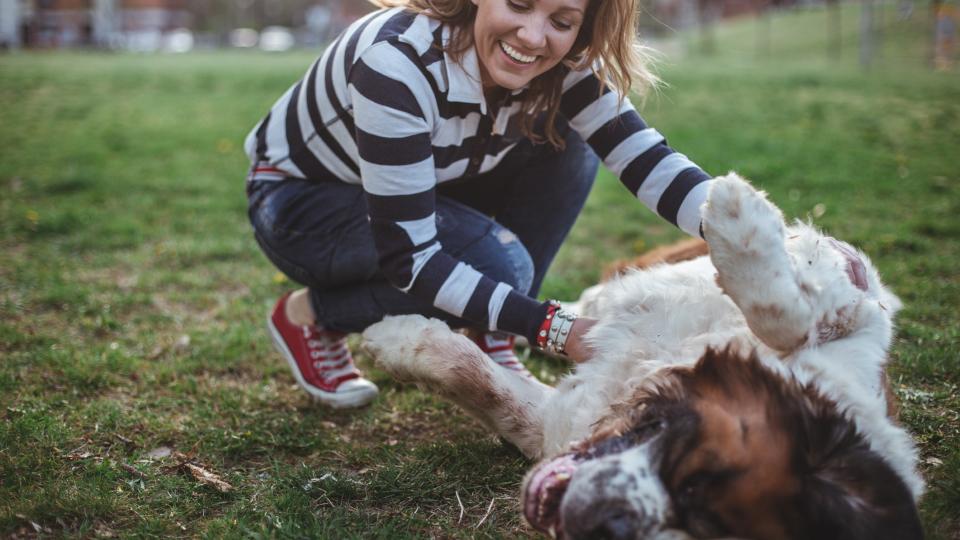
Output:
[266,315,378,409]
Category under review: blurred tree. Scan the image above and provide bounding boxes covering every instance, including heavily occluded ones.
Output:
[697,0,718,53]
[756,0,770,57]
[860,0,875,67]
[826,0,842,58]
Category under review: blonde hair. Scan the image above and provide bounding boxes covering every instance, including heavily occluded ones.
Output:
[371,0,659,148]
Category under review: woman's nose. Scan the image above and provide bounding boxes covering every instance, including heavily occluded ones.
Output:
[516,17,547,49]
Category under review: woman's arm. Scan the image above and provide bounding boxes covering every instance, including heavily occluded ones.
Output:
[559,69,712,238]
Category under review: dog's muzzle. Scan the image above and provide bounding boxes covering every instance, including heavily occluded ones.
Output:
[558,443,672,540]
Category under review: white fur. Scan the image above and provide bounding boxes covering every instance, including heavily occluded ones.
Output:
[362,172,923,501]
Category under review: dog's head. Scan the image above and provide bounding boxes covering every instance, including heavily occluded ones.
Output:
[522,348,922,540]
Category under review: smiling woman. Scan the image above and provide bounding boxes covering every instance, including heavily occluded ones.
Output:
[243,0,713,409]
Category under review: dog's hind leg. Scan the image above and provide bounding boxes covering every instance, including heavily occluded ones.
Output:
[701,173,816,351]
[362,315,552,459]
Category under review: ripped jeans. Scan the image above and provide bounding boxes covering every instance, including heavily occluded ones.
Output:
[247,126,599,333]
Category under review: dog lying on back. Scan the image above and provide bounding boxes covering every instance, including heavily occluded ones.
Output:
[362,174,923,539]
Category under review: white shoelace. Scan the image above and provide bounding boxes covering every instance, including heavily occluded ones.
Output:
[303,326,356,382]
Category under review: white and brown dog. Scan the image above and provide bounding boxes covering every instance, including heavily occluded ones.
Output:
[362,174,924,539]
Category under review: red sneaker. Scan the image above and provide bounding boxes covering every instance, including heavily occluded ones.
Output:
[267,292,378,408]
[473,331,536,379]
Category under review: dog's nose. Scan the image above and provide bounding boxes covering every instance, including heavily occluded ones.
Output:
[563,504,648,540]
[584,512,635,540]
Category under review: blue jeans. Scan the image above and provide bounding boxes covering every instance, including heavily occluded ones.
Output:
[247,126,599,333]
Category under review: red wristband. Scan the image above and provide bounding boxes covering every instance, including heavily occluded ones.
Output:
[536,301,561,349]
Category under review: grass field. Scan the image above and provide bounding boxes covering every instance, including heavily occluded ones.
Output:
[2,3,958,538]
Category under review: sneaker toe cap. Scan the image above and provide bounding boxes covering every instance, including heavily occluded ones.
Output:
[337,377,379,396]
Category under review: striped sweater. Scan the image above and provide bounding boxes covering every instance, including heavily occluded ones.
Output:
[244,7,712,343]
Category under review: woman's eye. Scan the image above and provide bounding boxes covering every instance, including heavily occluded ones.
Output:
[552,19,573,30]
[507,1,529,11]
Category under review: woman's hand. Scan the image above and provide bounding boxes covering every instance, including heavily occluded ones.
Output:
[563,317,597,363]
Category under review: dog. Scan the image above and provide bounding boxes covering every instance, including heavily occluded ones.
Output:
[361,174,924,539]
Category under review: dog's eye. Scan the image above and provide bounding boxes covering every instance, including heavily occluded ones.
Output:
[675,474,735,536]
[676,469,739,507]
[677,476,706,507]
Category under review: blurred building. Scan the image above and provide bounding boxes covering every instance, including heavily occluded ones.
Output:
[4,0,189,49]
[640,0,793,36]
[0,0,797,50]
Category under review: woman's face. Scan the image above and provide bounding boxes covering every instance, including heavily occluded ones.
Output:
[472,0,588,92]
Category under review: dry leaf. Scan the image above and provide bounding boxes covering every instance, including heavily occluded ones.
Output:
[184,462,233,493]
[120,463,146,478]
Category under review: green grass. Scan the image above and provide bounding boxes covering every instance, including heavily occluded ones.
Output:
[2,3,959,538]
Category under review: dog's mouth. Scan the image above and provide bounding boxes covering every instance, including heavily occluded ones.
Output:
[522,453,580,537]
[524,419,668,536]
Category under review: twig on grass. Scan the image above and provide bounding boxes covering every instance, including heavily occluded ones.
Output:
[455,490,465,524]
[475,497,495,528]
[120,462,146,478]
[170,451,234,493]
[114,433,134,446]
[184,462,234,493]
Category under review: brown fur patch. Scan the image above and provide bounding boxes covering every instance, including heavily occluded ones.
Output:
[816,306,856,343]
[670,352,800,539]
[413,335,542,454]
[881,372,900,419]
[413,338,503,412]
[749,302,785,321]
[602,238,709,280]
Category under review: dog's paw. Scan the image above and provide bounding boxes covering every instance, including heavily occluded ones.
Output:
[362,315,484,386]
[361,315,451,380]
[702,173,785,256]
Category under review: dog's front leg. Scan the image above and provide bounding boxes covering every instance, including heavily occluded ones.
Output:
[363,315,553,459]
[702,173,815,351]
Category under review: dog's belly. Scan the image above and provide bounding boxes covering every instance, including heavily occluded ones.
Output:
[542,257,767,456]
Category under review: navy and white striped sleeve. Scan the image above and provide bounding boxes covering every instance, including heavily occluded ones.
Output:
[560,69,712,237]
[348,42,549,342]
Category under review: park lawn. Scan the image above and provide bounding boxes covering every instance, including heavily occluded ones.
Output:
[1,3,958,538]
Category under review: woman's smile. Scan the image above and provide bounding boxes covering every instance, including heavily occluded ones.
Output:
[472,0,587,91]
[499,40,538,64]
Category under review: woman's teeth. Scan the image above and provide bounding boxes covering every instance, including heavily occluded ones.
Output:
[500,41,536,64]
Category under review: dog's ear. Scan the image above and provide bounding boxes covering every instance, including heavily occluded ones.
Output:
[791,404,923,540]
